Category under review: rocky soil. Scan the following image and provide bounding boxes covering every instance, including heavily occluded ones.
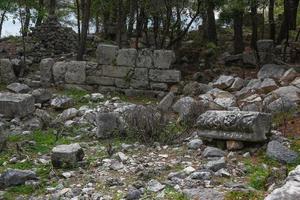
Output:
[0,39,299,200]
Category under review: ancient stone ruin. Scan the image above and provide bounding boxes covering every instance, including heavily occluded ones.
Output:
[39,44,181,97]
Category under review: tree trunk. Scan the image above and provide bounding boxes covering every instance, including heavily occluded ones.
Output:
[95,12,100,33]
[49,0,56,16]
[206,1,217,44]
[233,12,244,54]
[127,0,136,39]
[250,1,258,50]
[35,0,44,27]
[0,11,7,38]
[277,0,289,43]
[77,0,91,61]
[23,6,31,36]
[269,0,275,40]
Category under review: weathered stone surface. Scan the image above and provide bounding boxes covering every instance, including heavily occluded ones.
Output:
[149,69,181,83]
[50,96,73,109]
[280,68,298,86]
[258,78,278,94]
[53,62,67,84]
[86,76,115,86]
[265,165,300,200]
[203,147,226,158]
[147,179,165,192]
[183,82,213,96]
[214,96,237,108]
[212,75,235,89]
[96,44,118,65]
[40,58,55,87]
[205,157,226,171]
[150,83,168,91]
[96,112,124,138]
[242,51,257,66]
[0,122,7,152]
[0,93,35,117]
[172,97,201,122]
[31,88,52,103]
[239,94,263,112]
[102,65,133,78]
[257,40,274,52]
[157,92,174,112]
[0,59,16,84]
[116,49,137,66]
[271,86,300,103]
[228,77,245,92]
[257,64,286,80]
[136,49,153,68]
[183,188,224,200]
[130,79,148,89]
[65,61,86,84]
[267,141,298,164]
[0,169,37,188]
[153,50,175,69]
[196,111,271,142]
[7,83,31,93]
[264,96,297,114]
[187,139,203,149]
[51,143,84,168]
[115,78,130,88]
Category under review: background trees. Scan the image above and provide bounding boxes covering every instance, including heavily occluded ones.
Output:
[0,0,299,58]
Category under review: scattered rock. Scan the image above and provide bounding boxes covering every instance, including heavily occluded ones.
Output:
[205,157,226,172]
[51,143,84,168]
[187,139,203,150]
[265,165,300,200]
[50,96,73,109]
[266,141,298,164]
[203,146,226,158]
[212,75,235,89]
[0,169,37,188]
[257,64,286,80]
[7,83,31,93]
[0,92,35,117]
[147,179,165,192]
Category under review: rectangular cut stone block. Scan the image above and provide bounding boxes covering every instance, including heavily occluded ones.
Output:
[130,79,149,89]
[115,78,130,88]
[149,70,181,83]
[65,61,86,84]
[53,62,67,84]
[40,58,55,87]
[136,49,153,68]
[116,48,137,66]
[150,83,168,91]
[96,44,118,65]
[196,111,271,142]
[153,50,175,69]
[102,65,133,78]
[0,93,35,117]
[86,76,114,86]
[132,68,148,80]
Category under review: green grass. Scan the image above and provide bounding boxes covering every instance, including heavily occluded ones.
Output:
[57,88,90,108]
[164,186,188,200]
[224,191,264,200]
[244,155,271,190]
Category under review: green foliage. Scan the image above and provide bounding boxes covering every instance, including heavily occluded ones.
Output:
[225,191,264,200]
[272,110,295,128]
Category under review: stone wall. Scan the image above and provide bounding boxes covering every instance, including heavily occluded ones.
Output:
[40,44,181,97]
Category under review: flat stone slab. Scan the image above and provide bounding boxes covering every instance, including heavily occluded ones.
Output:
[196,111,271,142]
[0,92,35,118]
